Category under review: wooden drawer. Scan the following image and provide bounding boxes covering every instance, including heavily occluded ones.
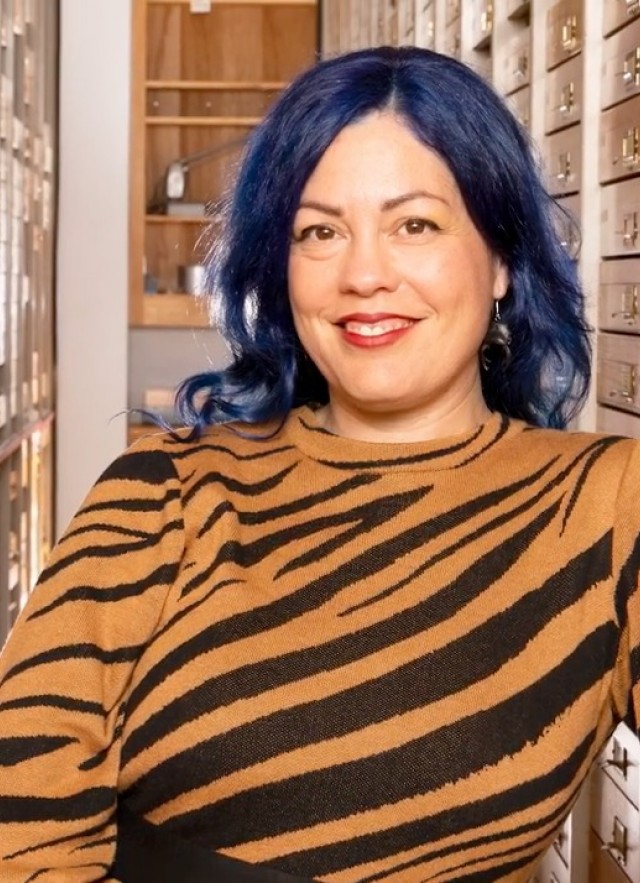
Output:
[545,53,582,134]
[604,0,640,39]
[546,0,582,71]
[598,724,640,811]
[602,18,640,109]
[591,751,640,881]
[503,27,531,95]
[599,259,640,333]
[544,125,581,196]
[597,332,640,414]
[507,85,531,129]
[596,404,640,436]
[600,93,640,182]
[601,179,640,257]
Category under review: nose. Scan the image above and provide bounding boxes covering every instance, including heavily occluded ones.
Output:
[338,233,400,297]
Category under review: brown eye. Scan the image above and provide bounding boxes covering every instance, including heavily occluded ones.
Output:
[403,218,436,235]
[310,225,335,241]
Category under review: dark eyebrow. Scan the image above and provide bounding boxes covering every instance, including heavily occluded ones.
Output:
[297,190,450,216]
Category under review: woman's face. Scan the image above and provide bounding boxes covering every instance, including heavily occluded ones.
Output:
[288,111,508,440]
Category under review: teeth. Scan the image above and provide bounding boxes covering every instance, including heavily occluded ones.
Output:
[344,319,413,337]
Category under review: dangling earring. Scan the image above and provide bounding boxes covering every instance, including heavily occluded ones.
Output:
[481,300,512,370]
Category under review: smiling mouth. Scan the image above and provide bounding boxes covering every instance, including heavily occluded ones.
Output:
[341,318,416,337]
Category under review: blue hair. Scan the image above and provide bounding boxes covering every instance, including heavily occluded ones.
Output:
[176,45,591,432]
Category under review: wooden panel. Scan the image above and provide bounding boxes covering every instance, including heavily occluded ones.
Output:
[599,258,640,333]
[603,0,640,38]
[601,18,640,110]
[546,0,582,70]
[545,52,582,134]
[544,123,581,196]
[600,93,640,183]
[601,178,640,257]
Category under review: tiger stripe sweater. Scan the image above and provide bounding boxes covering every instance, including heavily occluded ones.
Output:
[1,407,640,882]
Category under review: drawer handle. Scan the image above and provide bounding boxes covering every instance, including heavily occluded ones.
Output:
[610,284,640,325]
[608,363,637,404]
[601,737,630,776]
[621,126,640,167]
[480,3,493,34]
[556,83,575,116]
[555,151,572,184]
[514,53,528,80]
[616,211,639,247]
[621,47,640,88]
[602,815,628,865]
[626,0,640,17]
[561,16,578,52]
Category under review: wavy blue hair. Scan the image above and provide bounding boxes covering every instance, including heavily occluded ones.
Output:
[176,45,591,432]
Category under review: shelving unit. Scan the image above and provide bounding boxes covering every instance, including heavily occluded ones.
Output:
[0,0,57,646]
[128,0,317,441]
[321,2,639,882]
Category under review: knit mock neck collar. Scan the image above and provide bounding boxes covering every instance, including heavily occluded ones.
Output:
[285,406,522,472]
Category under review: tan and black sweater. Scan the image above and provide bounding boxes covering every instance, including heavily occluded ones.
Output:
[1,408,640,882]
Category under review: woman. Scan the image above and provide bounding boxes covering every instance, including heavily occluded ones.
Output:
[0,46,636,883]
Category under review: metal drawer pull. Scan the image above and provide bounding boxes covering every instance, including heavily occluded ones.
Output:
[561,16,577,52]
[602,816,628,865]
[514,53,528,80]
[557,83,575,115]
[608,362,637,403]
[556,151,572,183]
[622,126,640,167]
[621,48,640,88]
[601,737,630,776]
[616,211,639,247]
[480,3,493,34]
[610,284,640,324]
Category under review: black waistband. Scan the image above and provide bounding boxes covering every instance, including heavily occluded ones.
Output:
[113,804,318,883]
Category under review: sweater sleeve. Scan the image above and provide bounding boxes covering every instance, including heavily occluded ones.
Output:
[611,440,640,736]
[0,441,185,883]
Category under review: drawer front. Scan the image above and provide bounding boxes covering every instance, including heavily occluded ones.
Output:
[547,0,583,70]
[599,258,640,332]
[604,0,640,38]
[596,403,640,436]
[545,54,582,133]
[544,125,581,196]
[503,28,531,95]
[600,93,640,182]
[602,18,640,109]
[591,754,640,881]
[598,723,640,810]
[601,178,640,257]
[597,332,640,414]
[507,85,531,129]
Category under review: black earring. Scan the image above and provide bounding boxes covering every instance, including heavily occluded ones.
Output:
[481,300,511,370]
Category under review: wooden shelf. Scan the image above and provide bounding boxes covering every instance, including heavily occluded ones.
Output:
[146,115,262,126]
[146,214,218,224]
[134,293,211,328]
[148,0,317,5]
[146,80,287,91]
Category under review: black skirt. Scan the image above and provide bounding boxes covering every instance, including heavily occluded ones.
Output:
[113,804,318,883]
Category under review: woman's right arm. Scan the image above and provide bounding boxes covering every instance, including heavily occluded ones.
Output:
[0,441,185,883]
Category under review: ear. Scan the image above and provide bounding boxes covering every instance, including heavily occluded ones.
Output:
[492,259,509,302]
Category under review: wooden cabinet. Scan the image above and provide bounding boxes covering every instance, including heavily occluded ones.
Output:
[128,0,317,438]
[0,0,57,645]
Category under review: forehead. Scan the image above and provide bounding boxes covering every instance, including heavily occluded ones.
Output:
[301,111,460,201]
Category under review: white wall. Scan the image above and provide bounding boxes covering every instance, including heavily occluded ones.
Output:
[56,0,130,534]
